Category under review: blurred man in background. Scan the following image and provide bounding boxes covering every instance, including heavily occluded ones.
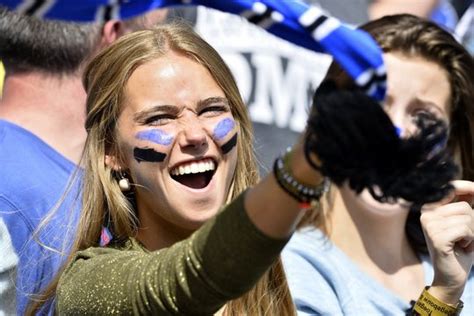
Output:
[0,7,167,313]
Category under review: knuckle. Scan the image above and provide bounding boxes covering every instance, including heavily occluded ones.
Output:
[459,201,471,211]
[460,225,472,238]
[421,218,437,232]
[420,213,431,225]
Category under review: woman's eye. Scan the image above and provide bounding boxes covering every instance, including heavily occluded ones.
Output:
[200,105,227,116]
[145,114,174,126]
[412,108,437,120]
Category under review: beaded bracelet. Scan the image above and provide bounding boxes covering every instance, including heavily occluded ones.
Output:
[273,149,329,209]
[412,287,463,316]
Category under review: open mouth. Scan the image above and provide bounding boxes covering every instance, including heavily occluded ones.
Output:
[170,158,216,189]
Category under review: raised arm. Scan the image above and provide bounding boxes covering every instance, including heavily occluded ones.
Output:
[413,180,474,315]
[56,141,324,315]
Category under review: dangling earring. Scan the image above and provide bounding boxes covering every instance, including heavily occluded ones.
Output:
[118,168,131,192]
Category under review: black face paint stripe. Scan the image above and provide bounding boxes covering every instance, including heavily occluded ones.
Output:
[133,147,166,163]
[221,133,238,155]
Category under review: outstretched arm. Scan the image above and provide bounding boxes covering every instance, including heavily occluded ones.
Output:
[56,141,324,315]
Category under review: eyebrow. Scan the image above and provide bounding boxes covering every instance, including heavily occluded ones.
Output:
[196,97,230,112]
[413,97,447,115]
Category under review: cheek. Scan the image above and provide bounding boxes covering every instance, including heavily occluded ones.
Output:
[213,118,235,140]
[133,128,175,163]
[209,117,238,155]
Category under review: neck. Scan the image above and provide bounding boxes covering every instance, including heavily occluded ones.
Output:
[329,186,418,272]
[135,204,194,251]
[0,71,87,164]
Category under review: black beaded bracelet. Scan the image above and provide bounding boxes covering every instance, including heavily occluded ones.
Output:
[273,150,329,208]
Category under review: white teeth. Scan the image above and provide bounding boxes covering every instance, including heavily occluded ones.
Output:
[184,165,191,174]
[171,159,216,176]
[198,163,206,173]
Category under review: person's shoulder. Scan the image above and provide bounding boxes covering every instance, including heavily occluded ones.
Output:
[286,226,331,253]
[282,227,347,315]
[0,120,56,177]
[0,119,75,168]
[282,226,338,274]
[60,239,147,282]
[75,245,124,260]
[0,120,77,206]
[70,238,145,263]
[0,119,41,148]
[283,226,350,278]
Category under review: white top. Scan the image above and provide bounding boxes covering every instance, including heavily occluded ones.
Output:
[282,226,474,315]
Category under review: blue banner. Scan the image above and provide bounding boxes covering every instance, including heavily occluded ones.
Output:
[0,0,386,100]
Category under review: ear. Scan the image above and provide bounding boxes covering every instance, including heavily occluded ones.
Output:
[100,20,127,46]
[105,154,122,171]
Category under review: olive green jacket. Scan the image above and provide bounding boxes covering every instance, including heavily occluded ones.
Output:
[56,193,288,315]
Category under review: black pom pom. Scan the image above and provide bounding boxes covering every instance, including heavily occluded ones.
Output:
[306,81,457,206]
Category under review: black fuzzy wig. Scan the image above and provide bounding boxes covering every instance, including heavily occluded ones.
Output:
[305,80,458,208]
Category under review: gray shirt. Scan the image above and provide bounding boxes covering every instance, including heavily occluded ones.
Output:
[0,218,18,316]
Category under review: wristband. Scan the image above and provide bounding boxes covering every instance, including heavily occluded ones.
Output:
[273,149,329,210]
[413,287,463,316]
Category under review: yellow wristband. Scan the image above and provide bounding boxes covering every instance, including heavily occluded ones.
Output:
[413,287,463,316]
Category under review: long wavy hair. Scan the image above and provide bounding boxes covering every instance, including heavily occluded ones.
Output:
[29,23,295,315]
[301,14,474,254]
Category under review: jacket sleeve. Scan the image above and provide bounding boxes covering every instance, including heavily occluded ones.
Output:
[56,192,290,315]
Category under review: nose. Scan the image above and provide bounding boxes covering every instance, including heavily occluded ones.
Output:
[177,116,208,153]
[385,106,416,138]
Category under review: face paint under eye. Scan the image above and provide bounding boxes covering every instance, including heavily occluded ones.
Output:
[134,147,166,163]
[136,129,174,146]
[213,118,235,140]
[221,133,238,155]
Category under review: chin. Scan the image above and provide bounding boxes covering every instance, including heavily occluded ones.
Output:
[340,185,410,216]
[357,189,410,215]
[176,208,220,231]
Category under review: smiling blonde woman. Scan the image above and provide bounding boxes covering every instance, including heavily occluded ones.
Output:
[28,23,306,315]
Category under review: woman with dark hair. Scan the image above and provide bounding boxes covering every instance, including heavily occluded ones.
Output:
[283,14,474,315]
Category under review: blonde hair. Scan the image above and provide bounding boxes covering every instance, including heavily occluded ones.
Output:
[29,23,294,315]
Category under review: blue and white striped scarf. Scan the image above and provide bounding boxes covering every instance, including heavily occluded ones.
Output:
[0,0,387,100]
